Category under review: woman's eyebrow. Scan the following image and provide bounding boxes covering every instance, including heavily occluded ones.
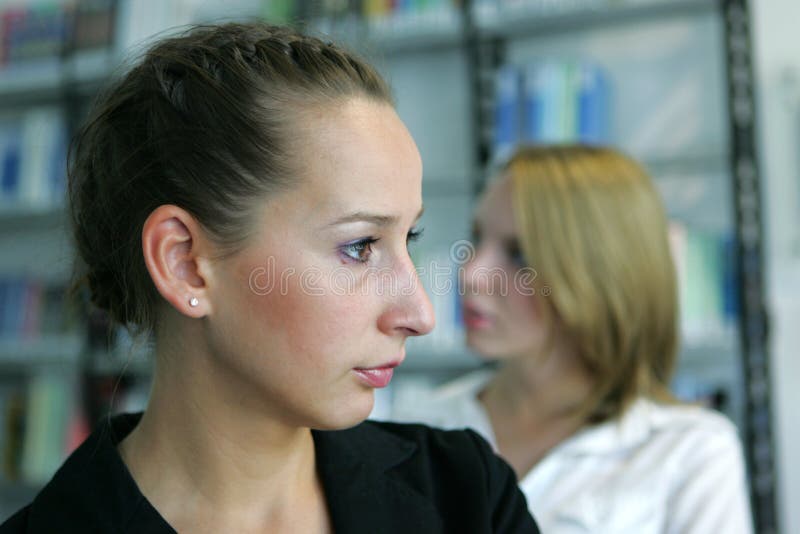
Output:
[326,207,425,228]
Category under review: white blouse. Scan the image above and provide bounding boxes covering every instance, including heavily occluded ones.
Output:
[388,371,754,534]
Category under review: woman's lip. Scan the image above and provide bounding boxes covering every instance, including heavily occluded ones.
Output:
[463,304,494,330]
[353,358,402,388]
[353,367,395,388]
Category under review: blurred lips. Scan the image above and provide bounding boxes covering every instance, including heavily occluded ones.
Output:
[463,301,494,330]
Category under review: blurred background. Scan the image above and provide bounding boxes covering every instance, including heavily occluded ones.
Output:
[0,0,796,532]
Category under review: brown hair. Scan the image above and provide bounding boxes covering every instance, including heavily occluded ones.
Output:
[67,22,392,336]
[506,145,678,422]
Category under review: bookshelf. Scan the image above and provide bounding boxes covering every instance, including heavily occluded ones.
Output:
[0,0,777,531]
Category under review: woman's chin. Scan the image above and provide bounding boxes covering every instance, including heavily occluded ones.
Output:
[465,333,509,361]
[312,394,375,431]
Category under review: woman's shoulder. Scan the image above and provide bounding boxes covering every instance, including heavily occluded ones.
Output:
[642,399,742,447]
[0,505,30,532]
[589,398,747,477]
[337,418,498,469]
[314,420,540,533]
[560,398,743,463]
[315,421,513,492]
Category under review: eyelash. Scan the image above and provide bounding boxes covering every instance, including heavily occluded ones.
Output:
[407,227,424,244]
[340,227,425,264]
[341,237,380,263]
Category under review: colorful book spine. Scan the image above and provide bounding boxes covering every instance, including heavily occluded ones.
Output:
[498,60,610,158]
[0,3,69,68]
[577,62,609,143]
[494,64,522,163]
[668,221,738,343]
[0,108,67,208]
[0,279,70,342]
[19,373,71,484]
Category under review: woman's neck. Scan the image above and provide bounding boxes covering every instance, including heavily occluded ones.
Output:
[117,343,330,533]
[478,346,593,480]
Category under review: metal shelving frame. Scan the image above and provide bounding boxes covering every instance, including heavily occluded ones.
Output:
[721,0,777,531]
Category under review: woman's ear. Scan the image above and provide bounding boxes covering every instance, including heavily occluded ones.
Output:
[141,204,215,318]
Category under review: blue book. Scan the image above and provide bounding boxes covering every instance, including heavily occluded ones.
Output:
[577,63,609,144]
[522,63,544,142]
[538,62,567,143]
[48,115,68,203]
[0,123,21,201]
[721,234,739,325]
[6,280,24,338]
[494,64,522,162]
[0,279,7,338]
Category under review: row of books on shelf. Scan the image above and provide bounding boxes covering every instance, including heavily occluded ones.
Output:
[0,370,150,486]
[474,0,639,19]
[0,107,67,210]
[312,0,671,31]
[361,0,459,33]
[0,279,73,345]
[493,61,609,162]
[0,0,695,78]
[0,0,114,70]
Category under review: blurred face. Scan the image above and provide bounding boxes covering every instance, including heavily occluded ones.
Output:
[206,98,434,430]
[461,176,549,360]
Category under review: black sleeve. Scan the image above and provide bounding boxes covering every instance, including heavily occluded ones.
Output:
[0,505,30,533]
[465,429,541,534]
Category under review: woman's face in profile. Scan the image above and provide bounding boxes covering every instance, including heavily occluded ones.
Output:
[206,98,434,430]
[460,177,549,360]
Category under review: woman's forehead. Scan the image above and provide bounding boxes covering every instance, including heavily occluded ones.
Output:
[475,177,516,234]
[291,101,422,218]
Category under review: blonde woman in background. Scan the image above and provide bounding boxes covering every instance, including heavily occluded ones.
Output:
[392,145,753,533]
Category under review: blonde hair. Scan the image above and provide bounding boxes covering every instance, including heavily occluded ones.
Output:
[506,145,678,423]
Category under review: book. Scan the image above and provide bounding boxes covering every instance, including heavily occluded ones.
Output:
[669,221,733,344]
[508,59,610,156]
[0,108,67,208]
[494,64,522,163]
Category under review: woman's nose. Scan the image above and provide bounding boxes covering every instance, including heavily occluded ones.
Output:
[377,255,436,337]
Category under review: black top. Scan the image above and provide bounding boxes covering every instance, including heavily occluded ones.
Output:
[1,412,540,533]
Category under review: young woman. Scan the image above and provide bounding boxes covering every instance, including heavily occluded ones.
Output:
[1,23,539,533]
[393,145,753,533]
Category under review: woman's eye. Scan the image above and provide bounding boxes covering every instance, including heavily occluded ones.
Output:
[341,238,378,263]
[407,226,424,245]
[506,242,526,267]
[471,225,482,245]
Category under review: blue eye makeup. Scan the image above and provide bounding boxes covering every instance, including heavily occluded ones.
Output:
[339,226,425,264]
[340,237,379,263]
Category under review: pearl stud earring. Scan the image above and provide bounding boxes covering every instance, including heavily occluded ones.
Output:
[189,297,199,307]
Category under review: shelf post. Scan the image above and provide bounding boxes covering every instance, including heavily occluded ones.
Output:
[721,0,778,531]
